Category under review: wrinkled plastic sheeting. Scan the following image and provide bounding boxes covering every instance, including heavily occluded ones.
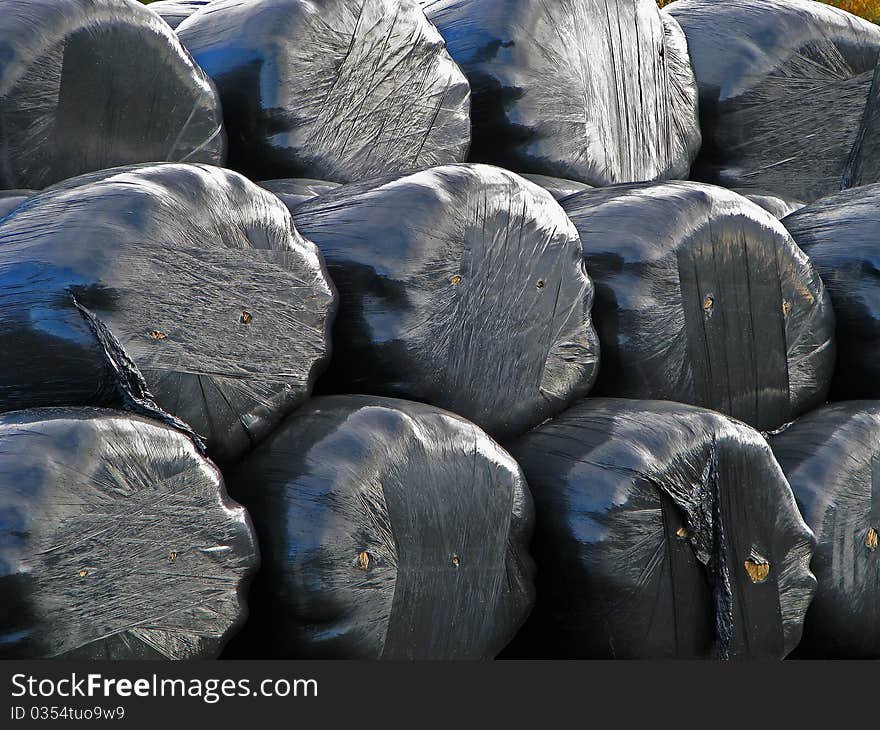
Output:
[176,0,471,183]
[259,178,341,212]
[668,0,880,203]
[560,181,835,432]
[505,398,816,660]
[147,0,212,29]
[422,0,701,186]
[0,190,34,220]
[0,0,226,190]
[770,402,880,659]
[0,163,336,464]
[732,189,805,220]
[783,184,880,400]
[293,164,601,442]
[520,175,593,202]
[0,407,257,659]
[224,395,534,659]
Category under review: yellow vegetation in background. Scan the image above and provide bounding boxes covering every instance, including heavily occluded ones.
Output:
[657,0,880,23]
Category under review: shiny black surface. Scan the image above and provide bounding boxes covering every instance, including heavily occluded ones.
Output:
[561,181,835,432]
[669,0,880,203]
[0,163,336,463]
[423,0,701,186]
[506,398,816,659]
[177,0,471,183]
[293,163,601,442]
[771,401,880,659]
[0,407,256,659]
[783,183,880,399]
[224,395,534,659]
[0,0,225,190]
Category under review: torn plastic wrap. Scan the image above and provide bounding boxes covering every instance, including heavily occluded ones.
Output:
[770,402,880,659]
[560,181,835,432]
[0,0,226,190]
[783,184,880,399]
[732,189,805,220]
[176,0,471,183]
[668,0,880,203]
[293,163,600,442]
[0,162,336,464]
[520,175,593,202]
[259,178,341,212]
[223,395,535,659]
[422,0,700,186]
[0,190,34,220]
[147,0,212,28]
[0,407,257,659]
[505,398,816,660]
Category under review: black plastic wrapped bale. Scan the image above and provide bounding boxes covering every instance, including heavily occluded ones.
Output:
[224,395,534,659]
[259,178,341,212]
[668,0,880,203]
[0,407,257,659]
[505,398,816,660]
[0,0,226,190]
[0,190,34,220]
[783,184,880,399]
[520,175,592,202]
[770,402,880,659]
[176,0,470,183]
[422,0,701,186]
[732,189,805,220]
[293,164,600,442]
[560,181,835,432]
[148,0,212,28]
[0,163,336,463]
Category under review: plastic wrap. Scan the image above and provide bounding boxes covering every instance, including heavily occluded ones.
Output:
[147,0,212,28]
[0,162,336,463]
[520,175,593,202]
[176,0,470,183]
[783,184,880,399]
[505,398,816,660]
[668,0,880,203]
[422,0,700,186]
[259,178,341,212]
[770,402,880,659]
[560,181,835,432]
[293,163,600,442]
[0,190,34,220]
[0,0,226,190]
[223,395,534,659]
[0,407,256,659]
[732,189,805,220]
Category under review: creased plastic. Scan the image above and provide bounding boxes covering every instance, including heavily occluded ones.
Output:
[422,0,701,186]
[223,395,534,659]
[0,190,34,220]
[0,407,257,659]
[147,0,212,29]
[783,183,880,400]
[732,189,805,220]
[176,0,471,183]
[520,175,593,202]
[293,163,600,442]
[505,398,816,660]
[0,162,336,464]
[770,401,880,659]
[668,0,880,203]
[0,0,226,190]
[259,178,341,212]
[560,181,835,432]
